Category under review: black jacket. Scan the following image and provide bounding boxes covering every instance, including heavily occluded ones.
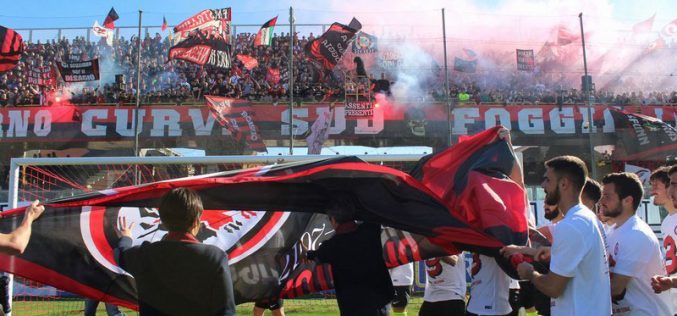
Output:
[115,235,236,316]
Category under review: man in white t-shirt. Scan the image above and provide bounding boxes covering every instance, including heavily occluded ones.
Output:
[466,253,512,316]
[389,262,414,316]
[600,172,672,316]
[513,155,611,316]
[419,253,467,316]
[652,166,677,311]
[650,166,677,315]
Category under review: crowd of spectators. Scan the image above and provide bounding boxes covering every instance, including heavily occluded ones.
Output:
[0,31,675,107]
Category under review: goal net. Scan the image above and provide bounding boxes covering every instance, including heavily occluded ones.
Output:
[6,154,424,315]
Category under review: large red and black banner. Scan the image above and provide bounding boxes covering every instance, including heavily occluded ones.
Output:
[0,105,673,146]
[169,8,232,68]
[610,109,677,161]
[27,66,56,87]
[0,25,23,73]
[205,95,267,152]
[57,59,100,82]
[304,20,360,71]
[0,130,524,307]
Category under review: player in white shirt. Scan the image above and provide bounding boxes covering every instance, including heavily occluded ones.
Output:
[513,156,611,316]
[419,253,467,316]
[600,172,672,316]
[466,254,512,316]
[389,262,413,316]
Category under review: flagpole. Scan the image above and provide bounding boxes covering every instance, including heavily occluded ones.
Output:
[442,8,452,148]
[134,10,143,185]
[579,12,597,179]
[288,7,295,155]
[134,10,143,159]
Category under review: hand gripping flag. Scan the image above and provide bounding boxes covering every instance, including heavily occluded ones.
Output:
[254,17,277,46]
[103,7,119,30]
[0,127,528,308]
[0,25,23,73]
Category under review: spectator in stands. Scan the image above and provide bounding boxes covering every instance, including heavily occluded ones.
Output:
[0,200,44,255]
[114,188,236,316]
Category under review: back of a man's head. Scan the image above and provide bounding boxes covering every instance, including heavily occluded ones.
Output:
[159,188,203,232]
[545,156,588,192]
[602,172,644,211]
[582,178,602,208]
[669,165,677,178]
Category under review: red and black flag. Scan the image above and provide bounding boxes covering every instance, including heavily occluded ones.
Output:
[254,16,277,46]
[609,109,677,161]
[205,95,267,152]
[161,16,168,32]
[236,54,258,70]
[0,127,527,307]
[453,48,478,73]
[0,25,23,73]
[304,19,361,71]
[103,7,119,30]
[168,8,232,68]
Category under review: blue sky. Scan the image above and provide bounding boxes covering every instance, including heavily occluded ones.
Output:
[0,0,672,29]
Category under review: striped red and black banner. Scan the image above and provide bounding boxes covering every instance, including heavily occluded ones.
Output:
[0,25,23,73]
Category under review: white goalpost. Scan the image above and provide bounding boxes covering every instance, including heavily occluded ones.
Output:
[5,154,425,315]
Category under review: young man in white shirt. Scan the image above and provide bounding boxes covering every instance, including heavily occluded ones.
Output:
[389,262,414,316]
[651,166,677,306]
[419,253,467,316]
[600,172,672,316]
[515,155,611,316]
[650,166,677,315]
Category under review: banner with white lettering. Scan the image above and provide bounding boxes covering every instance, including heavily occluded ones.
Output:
[610,109,677,161]
[27,66,56,87]
[56,59,100,82]
[516,49,535,72]
[0,105,674,146]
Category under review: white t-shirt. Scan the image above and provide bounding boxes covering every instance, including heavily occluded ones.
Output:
[549,204,611,316]
[389,262,414,286]
[467,254,512,315]
[660,212,677,313]
[607,215,672,316]
[423,253,467,302]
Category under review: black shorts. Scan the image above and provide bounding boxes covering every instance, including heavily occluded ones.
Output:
[254,298,283,310]
[419,299,465,316]
[391,285,411,308]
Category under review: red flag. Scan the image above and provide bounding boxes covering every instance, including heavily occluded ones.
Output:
[632,14,655,33]
[103,7,119,30]
[236,54,259,70]
[266,67,280,84]
[647,37,666,52]
[161,16,168,32]
[205,96,267,152]
[662,18,677,37]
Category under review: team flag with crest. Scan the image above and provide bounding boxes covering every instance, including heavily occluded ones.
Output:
[0,126,528,309]
[254,17,277,46]
[0,25,23,72]
[609,109,677,161]
[352,31,378,54]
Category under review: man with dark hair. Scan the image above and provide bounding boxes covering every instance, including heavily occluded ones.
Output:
[649,166,677,314]
[652,166,677,300]
[582,178,602,212]
[514,156,611,316]
[305,199,394,316]
[115,188,236,316]
[600,173,671,315]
